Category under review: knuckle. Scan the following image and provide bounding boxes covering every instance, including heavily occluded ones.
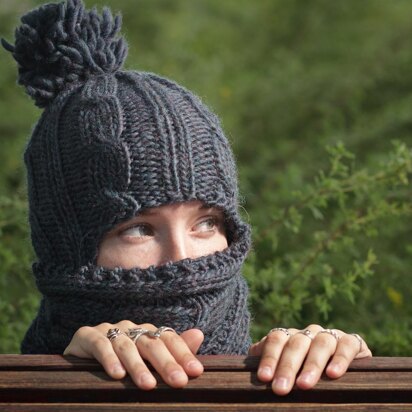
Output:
[100,352,118,367]
[333,353,351,364]
[140,323,156,330]
[138,336,164,352]
[182,352,197,364]
[287,336,306,351]
[277,360,294,375]
[114,339,133,353]
[261,353,280,365]
[75,326,93,338]
[314,334,333,349]
[304,359,323,371]
[98,322,113,330]
[265,333,285,345]
[164,360,182,373]
[340,334,358,349]
[118,320,136,329]
[162,332,182,346]
[93,336,111,351]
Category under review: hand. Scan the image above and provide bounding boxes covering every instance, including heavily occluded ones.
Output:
[248,324,372,395]
[63,321,204,390]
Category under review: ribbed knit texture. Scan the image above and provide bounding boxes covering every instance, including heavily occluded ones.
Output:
[22,218,252,355]
[2,0,252,355]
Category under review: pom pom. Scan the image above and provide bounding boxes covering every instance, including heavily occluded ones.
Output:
[1,0,128,108]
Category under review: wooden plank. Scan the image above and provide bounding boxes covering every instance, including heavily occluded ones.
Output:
[1,371,411,403]
[1,403,411,412]
[1,355,412,372]
[1,370,412,391]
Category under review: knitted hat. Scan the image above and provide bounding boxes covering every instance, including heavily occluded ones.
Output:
[2,0,244,270]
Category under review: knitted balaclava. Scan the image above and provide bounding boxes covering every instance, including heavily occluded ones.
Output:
[2,0,252,355]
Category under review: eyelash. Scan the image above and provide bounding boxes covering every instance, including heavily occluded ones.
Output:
[121,216,220,238]
[195,217,218,232]
[122,224,152,238]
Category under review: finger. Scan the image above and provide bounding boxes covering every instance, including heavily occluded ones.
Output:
[136,334,189,388]
[295,330,339,389]
[272,325,323,395]
[256,329,291,382]
[326,333,371,379]
[162,330,204,377]
[180,328,204,355]
[68,326,127,380]
[110,332,157,390]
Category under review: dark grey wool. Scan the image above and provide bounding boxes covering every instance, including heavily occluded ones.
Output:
[2,0,252,354]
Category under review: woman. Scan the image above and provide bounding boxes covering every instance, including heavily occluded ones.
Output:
[1,0,371,395]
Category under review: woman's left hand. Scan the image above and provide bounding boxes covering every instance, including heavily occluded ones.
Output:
[248,324,372,395]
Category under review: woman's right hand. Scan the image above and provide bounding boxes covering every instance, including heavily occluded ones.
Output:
[63,321,205,390]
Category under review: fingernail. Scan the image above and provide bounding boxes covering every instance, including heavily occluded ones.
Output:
[187,359,202,370]
[274,377,289,390]
[298,371,315,384]
[169,370,186,384]
[259,366,273,378]
[139,372,156,386]
[328,363,341,373]
[112,363,125,375]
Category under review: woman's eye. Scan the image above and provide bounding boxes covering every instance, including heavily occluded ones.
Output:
[122,224,153,238]
[195,217,218,233]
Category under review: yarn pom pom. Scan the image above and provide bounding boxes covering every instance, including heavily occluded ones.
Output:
[1,0,128,108]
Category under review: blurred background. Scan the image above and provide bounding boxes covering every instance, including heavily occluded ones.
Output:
[1,0,411,354]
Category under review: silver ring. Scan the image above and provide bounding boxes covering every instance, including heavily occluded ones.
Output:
[147,326,177,338]
[318,329,340,342]
[107,328,126,342]
[268,327,290,337]
[350,333,363,354]
[296,329,314,341]
[126,327,151,343]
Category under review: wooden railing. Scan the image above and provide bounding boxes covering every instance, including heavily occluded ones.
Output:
[0,355,411,410]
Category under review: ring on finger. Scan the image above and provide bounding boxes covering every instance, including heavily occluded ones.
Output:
[148,326,177,339]
[126,327,151,343]
[317,328,340,342]
[107,328,127,342]
[268,327,290,337]
[350,333,363,354]
[295,329,314,341]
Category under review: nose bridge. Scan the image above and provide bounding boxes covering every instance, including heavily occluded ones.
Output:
[166,223,189,263]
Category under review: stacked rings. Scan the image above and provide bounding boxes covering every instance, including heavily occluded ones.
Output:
[106,328,126,342]
[126,327,151,343]
[107,326,177,344]
[296,329,314,341]
[147,326,176,338]
[268,327,290,337]
[318,328,340,342]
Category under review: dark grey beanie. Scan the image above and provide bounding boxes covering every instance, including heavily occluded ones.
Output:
[2,0,252,355]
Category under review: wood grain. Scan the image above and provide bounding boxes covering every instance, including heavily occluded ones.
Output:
[1,355,412,407]
[1,355,411,371]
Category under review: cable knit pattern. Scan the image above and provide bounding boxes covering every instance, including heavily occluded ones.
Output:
[3,0,253,355]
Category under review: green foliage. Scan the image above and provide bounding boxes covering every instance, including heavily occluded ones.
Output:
[0,195,39,353]
[1,0,412,355]
[245,142,412,355]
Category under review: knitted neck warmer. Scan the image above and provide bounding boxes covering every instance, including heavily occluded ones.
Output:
[21,220,252,355]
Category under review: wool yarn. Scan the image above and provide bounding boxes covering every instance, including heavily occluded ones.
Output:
[2,0,253,355]
[22,218,252,354]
